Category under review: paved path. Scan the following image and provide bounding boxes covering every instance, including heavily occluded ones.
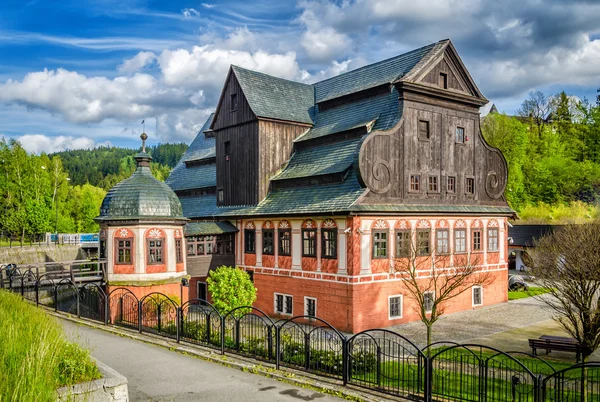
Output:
[61,320,342,402]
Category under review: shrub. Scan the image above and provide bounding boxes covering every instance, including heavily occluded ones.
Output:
[206,266,257,315]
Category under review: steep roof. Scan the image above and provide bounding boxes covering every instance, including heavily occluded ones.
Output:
[231,65,314,124]
[314,42,438,103]
[166,114,216,192]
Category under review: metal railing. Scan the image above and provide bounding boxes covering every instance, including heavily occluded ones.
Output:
[2,273,599,402]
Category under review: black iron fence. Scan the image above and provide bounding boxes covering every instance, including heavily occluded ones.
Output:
[1,265,599,402]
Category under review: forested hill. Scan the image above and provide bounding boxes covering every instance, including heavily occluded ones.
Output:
[50,143,187,190]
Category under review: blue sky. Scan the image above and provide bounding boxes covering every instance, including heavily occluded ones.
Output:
[1,0,599,153]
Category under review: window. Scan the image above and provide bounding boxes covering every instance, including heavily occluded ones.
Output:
[424,291,435,313]
[197,282,207,300]
[263,229,274,255]
[472,230,482,251]
[472,286,483,306]
[389,295,403,319]
[436,229,449,254]
[372,231,388,258]
[216,234,233,255]
[418,120,430,140]
[428,176,439,192]
[116,239,132,264]
[99,240,106,259]
[148,239,163,264]
[322,229,337,258]
[417,230,431,256]
[279,229,291,256]
[456,127,465,143]
[395,230,411,258]
[466,177,475,194]
[274,293,293,315]
[410,175,421,192]
[247,270,254,283]
[175,239,183,263]
[218,189,224,203]
[488,228,499,251]
[454,229,466,254]
[230,93,238,111]
[439,72,448,89]
[245,229,256,253]
[187,235,232,256]
[302,229,316,257]
[447,176,456,193]
[304,297,317,318]
[224,141,231,156]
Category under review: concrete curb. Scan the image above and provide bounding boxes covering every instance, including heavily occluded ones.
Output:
[56,359,129,401]
[50,311,409,402]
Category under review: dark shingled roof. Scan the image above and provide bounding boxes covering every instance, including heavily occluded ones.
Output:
[180,195,224,219]
[98,154,184,221]
[509,225,563,247]
[314,42,438,103]
[295,87,401,142]
[232,65,314,124]
[166,114,216,192]
[185,221,238,235]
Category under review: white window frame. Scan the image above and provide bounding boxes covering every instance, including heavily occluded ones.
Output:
[455,229,466,254]
[488,228,499,251]
[472,286,483,307]
[388,295,403,319]
[304,296,317,318]
[274,292,293,315]
[423,291,435,314]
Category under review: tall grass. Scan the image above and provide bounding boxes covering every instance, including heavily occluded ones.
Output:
[0,290,101,402]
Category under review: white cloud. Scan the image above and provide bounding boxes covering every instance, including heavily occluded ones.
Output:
[182,8,199,18]
[201,3,215,9]
[15,134,112,154]
[301,27,352,62]
[118,51,157,74]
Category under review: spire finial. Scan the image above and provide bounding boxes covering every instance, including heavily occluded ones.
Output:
[140,132,148,153]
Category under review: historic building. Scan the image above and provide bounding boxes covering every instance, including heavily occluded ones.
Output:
[166,39,514,332]
[97,134,189,301]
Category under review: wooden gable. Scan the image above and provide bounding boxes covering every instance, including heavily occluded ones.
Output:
[211,68,256,131]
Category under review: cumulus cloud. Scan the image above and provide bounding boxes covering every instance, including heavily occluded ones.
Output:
[182,8,199,18]
[118,51,157,74]
[16,134,112,154]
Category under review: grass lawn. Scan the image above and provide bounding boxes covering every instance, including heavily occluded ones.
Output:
[508,287,551,300]
[0,290,101,401]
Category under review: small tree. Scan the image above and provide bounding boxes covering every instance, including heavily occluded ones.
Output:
[206,266,257,315]
[530,223,600,362]
[394,238,492,347]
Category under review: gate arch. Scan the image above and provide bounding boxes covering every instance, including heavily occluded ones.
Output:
[79,283,107,323]
[222,306,275,361]
[56,278,79,315]
[542,362,600,401]
[139,292,178,339]
[180,298,222,350]
[108,287,139,330]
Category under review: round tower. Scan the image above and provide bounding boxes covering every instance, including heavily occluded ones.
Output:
[96,133,188,302]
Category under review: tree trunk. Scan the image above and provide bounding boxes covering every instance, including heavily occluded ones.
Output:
[426,324,432,349]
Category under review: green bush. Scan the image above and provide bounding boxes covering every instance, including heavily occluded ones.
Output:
[0,290,101,401]
[207,266,257,315]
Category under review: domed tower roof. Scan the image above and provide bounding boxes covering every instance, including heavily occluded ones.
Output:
[96,133,185,221]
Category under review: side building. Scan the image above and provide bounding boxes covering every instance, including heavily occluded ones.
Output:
[167,39,515,333]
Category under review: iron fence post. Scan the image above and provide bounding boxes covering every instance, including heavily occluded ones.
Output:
[304,333,310,371]
[220,316,225,355]
[479,359,486,402]
[376,345,382,388]
[424,355,432,402]
[176,307,181,343]
[104,293,109,325]
[138,300,143,333]
[76,286,80,318]
[342,337,348,386]
[206,313,212,344]
[35,281,39,306]
[157,304,162,332]
[54,285,58,312]
[267,326,273,361]
[275,325,280,370]
[235,319,241,352]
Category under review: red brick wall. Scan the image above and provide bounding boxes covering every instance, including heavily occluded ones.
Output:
[262,255,275,268]
[371,258,389,274]
[321,258,338,274]
[278,255,292,269]
[244,254,256,266]
[302,257,318,271]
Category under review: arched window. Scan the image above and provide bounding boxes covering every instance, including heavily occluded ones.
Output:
[114,228,134,265]
[146,228,165,264]
[321,219,337,259]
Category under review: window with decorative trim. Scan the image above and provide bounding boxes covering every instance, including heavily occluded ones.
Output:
[116,239,132,264]
[147,239,164,264]
[279,229,291,256]
[488,228,499,251]
[424,291,435,313]
[428,176,439,192]
[410,174,421,192]
[418,120,430,140]
[454,229,466,254]
[447,176,456,193]
[436,229,449,254]
[439,72,448,89]
[466,177,475,195]
[395,230,411,258]
[472,230,482,251]
[372,231,388,258]
[176,239,183,263]
[389,295,403,319]
[262,229,274,255]
[302,229,316,257]
[417,230,431,256]
[472,286,483,306]
[321,229,337,258]
[304,297,317,318]
[186,235,232,256]
[245,229,256,253]
[275,293,293,315]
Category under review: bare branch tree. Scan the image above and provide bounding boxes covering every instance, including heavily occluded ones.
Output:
[530,223,600,361]
[393,235,493,348]
[518,90,552,139]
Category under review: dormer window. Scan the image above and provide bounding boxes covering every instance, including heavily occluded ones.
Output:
[439,73,448,89]
[230,93,238,111]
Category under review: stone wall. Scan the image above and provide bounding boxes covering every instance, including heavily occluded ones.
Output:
[0,245,88,265]
[57,360,128,402]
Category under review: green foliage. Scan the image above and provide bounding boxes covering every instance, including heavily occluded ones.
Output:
[206,266,257,315]
[508,287,551,300]
[0,290,101,401]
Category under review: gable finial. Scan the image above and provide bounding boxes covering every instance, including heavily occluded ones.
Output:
[140,132,148,153]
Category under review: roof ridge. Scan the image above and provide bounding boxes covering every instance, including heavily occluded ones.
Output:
[314,40,442,86]
[231,65,313,88]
